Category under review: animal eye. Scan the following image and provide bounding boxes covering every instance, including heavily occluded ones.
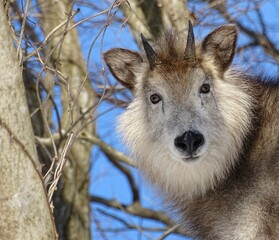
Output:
[150,94,161,104]
[200,83,210,94]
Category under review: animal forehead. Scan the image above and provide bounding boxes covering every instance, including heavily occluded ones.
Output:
[148,63,207,89]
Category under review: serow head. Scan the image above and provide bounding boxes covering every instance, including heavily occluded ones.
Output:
[103,21,253,198]
[104,21,239,165]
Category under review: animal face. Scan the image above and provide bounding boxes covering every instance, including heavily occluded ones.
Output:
[104,24,253,198]
[140,65,216,162]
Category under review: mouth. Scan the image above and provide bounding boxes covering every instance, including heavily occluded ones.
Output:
[182,155,200,162]
[170,149,202,162]
[169,146,205,163]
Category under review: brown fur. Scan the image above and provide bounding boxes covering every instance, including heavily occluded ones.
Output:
[174,76,279,239]
[104,25,279,239]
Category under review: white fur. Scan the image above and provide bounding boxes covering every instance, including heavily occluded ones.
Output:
[118,68,254,199]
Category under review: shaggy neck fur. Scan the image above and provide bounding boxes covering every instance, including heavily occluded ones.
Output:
[118,69,254,200]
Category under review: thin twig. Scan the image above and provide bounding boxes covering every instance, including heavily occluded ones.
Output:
[16,0,30,64]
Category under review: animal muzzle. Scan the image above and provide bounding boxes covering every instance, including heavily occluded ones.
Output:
[174,131,205,156]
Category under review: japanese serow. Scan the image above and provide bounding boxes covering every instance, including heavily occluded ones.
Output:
[104,22,279,239]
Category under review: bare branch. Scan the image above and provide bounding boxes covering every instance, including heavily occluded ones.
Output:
[81,133,135,167]
[156,224,181,240]
[92,196,174,227]
[97,208,169,233]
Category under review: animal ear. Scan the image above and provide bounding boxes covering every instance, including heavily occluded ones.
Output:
[104,48,143,90]
[201,25,237,72]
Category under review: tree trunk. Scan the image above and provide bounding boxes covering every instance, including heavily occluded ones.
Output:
[121,0,190,43]
[0,3,57,240]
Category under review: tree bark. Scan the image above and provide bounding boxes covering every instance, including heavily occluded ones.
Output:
[0,3,57,240]
[121,0,190,43]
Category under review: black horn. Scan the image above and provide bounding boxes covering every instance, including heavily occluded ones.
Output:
[184,21,196,63]
[141,34,159,69]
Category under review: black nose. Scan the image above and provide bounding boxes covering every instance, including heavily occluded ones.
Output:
[174,131,204,155]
